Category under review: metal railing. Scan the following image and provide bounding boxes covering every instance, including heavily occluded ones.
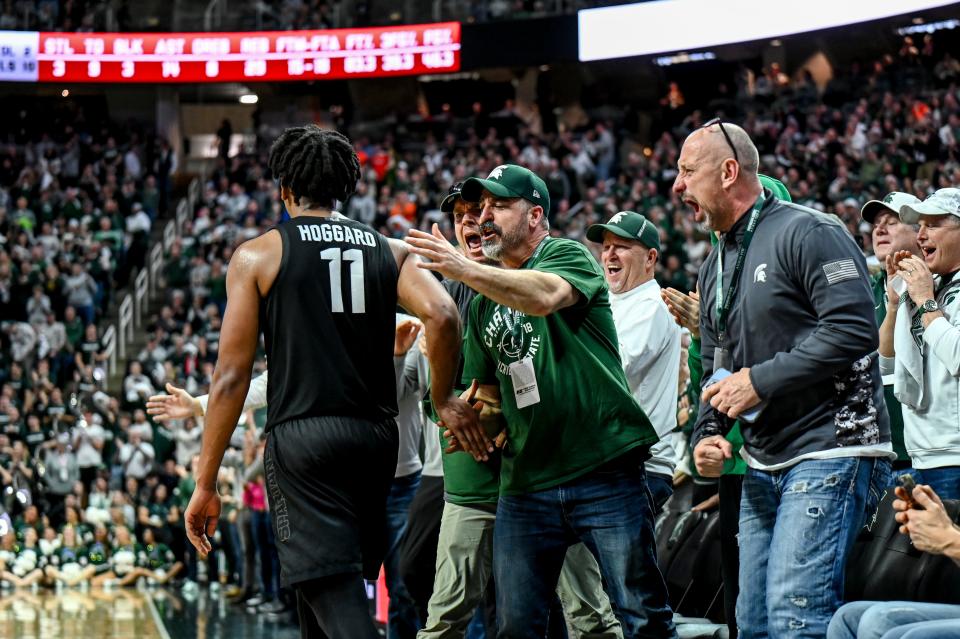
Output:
[117,295,134,361]
[134,269,149,328]
[148,243,164,298]
[102,325,117,377]
[102,177,201,382]
[204,0,227,31]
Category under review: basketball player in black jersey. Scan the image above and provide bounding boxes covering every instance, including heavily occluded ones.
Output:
[183,125,490,638]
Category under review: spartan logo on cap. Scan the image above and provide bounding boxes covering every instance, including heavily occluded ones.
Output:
[883,193,896,204]
[489,165,507,180]
[608,212,627,225]
[532,189,541,199]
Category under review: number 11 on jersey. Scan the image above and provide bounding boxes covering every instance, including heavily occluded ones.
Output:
[321,247,365,313]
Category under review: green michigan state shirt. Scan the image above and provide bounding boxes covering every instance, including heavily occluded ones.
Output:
[461,237,658,495]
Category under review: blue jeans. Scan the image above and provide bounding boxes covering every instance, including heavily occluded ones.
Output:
[827,600,960,639]
[493,464,675,639]
[911,467,960,500]
[386,470,422,639]
[646,471,674,514]
[737,456,887,638]
[252,509,280,598]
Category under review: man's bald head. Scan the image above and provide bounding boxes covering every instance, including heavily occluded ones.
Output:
[697,121,760,178]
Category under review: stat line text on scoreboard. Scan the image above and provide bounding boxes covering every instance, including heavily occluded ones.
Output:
[0,22,460,83]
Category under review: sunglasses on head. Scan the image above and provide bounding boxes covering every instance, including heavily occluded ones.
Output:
[702,117,739,164]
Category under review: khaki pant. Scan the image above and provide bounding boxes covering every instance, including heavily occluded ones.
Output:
[418,502,622,638]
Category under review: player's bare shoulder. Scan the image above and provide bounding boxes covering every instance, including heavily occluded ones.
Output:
[230,228,283,295]
[387,237,411,270]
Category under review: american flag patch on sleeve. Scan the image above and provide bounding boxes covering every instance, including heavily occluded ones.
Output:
[822,259,859,284]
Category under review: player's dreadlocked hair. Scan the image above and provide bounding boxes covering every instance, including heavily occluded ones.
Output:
[268,124,360,209]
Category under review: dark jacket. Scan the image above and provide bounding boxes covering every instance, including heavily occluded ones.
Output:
[693,192,891,466]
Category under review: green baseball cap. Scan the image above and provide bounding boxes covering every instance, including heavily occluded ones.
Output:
[586,211,661,251]
[759,174,791,203]
[461,164,551,213]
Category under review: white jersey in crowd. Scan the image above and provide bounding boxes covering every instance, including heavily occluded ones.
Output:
[399,333,442,478]
[880,273,960,469]
[394,313,427,479]
[609,279,682,478]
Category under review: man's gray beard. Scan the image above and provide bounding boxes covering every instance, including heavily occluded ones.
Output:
[481,239,503,261]
[481,224,526,262]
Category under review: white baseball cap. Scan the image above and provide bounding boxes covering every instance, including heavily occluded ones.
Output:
[860,191,922,224]
[899,188,960,224]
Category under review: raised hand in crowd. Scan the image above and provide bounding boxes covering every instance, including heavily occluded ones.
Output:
[661,288,700,338]
[394,319,422,356]
[146,383,203,421]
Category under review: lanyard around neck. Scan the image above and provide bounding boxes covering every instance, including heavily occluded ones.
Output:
[715,193,766,341]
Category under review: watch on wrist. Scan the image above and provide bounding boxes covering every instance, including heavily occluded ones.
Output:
[918,299,940,315]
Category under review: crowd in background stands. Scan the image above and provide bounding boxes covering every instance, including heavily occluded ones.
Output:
[0,33,958,613]
[0,1,118,31]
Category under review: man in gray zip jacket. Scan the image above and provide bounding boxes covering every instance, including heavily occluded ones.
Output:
[677,120,893,639]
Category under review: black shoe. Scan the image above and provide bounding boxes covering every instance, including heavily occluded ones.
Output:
[245,594,268,609]
[258,600,287,614]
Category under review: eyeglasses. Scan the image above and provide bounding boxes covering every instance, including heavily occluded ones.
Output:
[702,117,739,164]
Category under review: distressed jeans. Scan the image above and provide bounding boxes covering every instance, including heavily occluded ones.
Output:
[737,456,888,638]
[827,600,960,639]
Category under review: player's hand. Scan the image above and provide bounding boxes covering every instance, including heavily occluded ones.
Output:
[702,368,760,419]
[394,319,422,356]
[184,484,221,556]
[147,383,202,421]
[437,381,492,461]
[405,224,475,282]
[693,435,733,478]
[661,288,700,337]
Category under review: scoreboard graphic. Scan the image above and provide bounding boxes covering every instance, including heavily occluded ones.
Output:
[0,22,460,83]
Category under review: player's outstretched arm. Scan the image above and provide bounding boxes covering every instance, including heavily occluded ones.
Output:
[390,239,491,461]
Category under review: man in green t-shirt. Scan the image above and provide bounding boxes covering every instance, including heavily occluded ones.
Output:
[416,183,620,638]
[407,164,675,638]
[860,191,922,475]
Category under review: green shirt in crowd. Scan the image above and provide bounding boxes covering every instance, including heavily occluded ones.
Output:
[871,270,909,462]
[461,237,657,496]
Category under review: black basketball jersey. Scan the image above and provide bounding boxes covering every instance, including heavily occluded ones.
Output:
[260,215,399,430]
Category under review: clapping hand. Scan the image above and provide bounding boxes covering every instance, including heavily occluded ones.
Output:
[661,288,700,338]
